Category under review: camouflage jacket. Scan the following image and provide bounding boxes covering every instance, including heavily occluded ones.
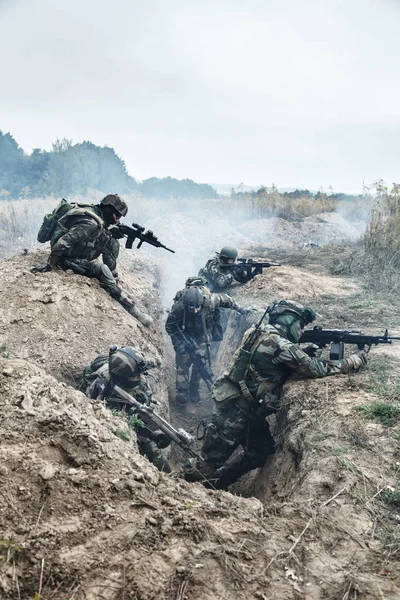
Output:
[165,287,244,345]
[82,355,152,406]
[219,323,353,407]
[48,205,118,270]
[198,256,247,292]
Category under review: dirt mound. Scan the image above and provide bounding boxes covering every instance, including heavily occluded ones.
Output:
[0,248,164,387]
[2,246,400,599]
[230,264,359,313]
[0,357,299,600]
[238,213,362,247]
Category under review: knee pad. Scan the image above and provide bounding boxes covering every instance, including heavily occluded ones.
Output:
[98,264,117,290]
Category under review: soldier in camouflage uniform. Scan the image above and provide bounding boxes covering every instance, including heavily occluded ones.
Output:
[165,279,255,405]
[198,246,252,293]
[183,299,368,488]
[82,346,171,472]
[32,194,152,326]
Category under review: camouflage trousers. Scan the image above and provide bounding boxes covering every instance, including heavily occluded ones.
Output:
[187,399,275,487]
[137,434,171,473]
[175,341,207,397]
[61,258,136,308]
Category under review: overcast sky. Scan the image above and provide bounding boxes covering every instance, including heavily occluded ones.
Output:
[0,0,399,192]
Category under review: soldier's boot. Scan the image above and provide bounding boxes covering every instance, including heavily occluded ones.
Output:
[188,388,201,404]
[175,389,189,405]
[211,453,256,489]
[119,293,153,327]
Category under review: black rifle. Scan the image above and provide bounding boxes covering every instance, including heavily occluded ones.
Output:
[220,258,280,278]
[300,326,400,360]
[174,328,213,390]
[108,382,199,458]
[117,222,175,253]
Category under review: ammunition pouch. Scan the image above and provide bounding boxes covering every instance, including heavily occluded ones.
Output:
[212,376,241,404]
[227,347,252,384]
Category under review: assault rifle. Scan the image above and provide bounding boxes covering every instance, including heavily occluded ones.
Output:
[109,382,199,458]
[117,222,175,253]
[300,326,400,360]
[220,258,280,279]
[174,328,213,390]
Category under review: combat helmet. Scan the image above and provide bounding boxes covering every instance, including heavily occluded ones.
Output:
[108,346,148,387]
[100,194,128,217]
[267,299,316,343]
[219,246,238,263]
[182,286,204,312]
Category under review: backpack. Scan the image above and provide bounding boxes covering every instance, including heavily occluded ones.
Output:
[37,199,104,243]
[37,198,73,243]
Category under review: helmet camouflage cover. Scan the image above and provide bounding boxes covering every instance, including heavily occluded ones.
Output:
[109,346,148,386]
[100,194,128,217]
[182,286,204,310]
[267,299,316,326]
[219,246,238,261]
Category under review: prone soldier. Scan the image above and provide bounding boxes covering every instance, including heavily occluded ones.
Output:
[82,346,171,472]
[198,246,249,293]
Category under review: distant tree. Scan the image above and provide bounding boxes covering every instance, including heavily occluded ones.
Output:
[140,176,218,199]
[0,130,217,200]
[40,138,137,196]
[0,131,27,197]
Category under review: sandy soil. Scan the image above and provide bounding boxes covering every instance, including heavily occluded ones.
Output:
[1,228,399,599]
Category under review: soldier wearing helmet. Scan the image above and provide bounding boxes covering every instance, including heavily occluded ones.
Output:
[198,246,251,293]
[32,193,152,326]
[165,278,256,405]
[183,299,368,488]
[82,346,171,472]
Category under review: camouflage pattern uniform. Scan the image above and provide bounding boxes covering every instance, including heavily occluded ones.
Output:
[199,255,248,293]
[82,355,171,472]
[46,203,152,325]
[188,322,362,487]
[49,205,124,299]
[165,285,247,402]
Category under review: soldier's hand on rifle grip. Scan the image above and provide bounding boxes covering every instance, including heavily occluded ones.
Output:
[303,343,323,358]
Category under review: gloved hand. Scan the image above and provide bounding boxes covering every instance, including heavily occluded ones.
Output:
[347,349,368,370]
[109,225,125,239]
[174,341,187,355]
[240,306,258,315]
[30,263,52,273]
[303,343,323,358]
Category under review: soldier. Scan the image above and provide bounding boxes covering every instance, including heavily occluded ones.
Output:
[199,246,252,293]
[165,279,255,405]
[31,194,152,326]
[82,346,171,472]
[183,299,368,488]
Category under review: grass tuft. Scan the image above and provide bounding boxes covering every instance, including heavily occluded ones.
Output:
[355,402,400,427]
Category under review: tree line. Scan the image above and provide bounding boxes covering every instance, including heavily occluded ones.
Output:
[0,131,218,200]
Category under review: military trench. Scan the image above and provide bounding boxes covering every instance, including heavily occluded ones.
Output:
[0,210,400,599]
